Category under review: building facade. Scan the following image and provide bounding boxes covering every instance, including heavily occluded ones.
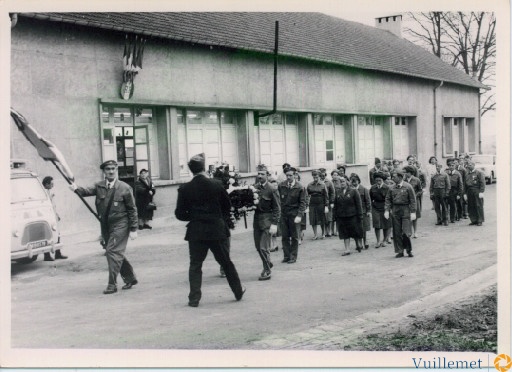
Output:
[9,13,485,240]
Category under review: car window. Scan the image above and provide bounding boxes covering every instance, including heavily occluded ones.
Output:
[11,177,48,203]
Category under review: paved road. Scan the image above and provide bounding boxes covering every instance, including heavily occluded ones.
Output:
[10,184,497,351]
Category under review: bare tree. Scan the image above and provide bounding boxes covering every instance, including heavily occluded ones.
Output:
[404,12,496,116]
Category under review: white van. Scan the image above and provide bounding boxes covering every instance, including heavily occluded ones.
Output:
[10,160,62,263]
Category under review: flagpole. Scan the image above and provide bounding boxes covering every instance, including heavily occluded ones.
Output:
[50,160,100,221]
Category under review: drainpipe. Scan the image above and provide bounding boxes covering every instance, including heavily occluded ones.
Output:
[10,13,18,28]
[478,90,482,154]
[433,80,444,158]
[257,21,279,118]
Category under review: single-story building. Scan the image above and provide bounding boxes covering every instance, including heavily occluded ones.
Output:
[9,12,487,241]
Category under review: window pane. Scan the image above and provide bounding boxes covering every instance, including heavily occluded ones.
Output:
[135,108,152,124]
[285,113,298,125]
[102,106,110,124]
[177,110,184,124]
[323,115,333,126]
[326,150,334,161]
[271,113,283,125]
[221,111,235,125]
[326,140,334,151]
[444,118,453,154]
[123,127,133,137]
[103,129,113,145]
[204,111,218,125]
[114,107,132,124]
[187,111,202,124]
[314,114,323,125]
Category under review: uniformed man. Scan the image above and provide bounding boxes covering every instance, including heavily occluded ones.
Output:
[463,160,485,226]
[319,169,335,237]
[278,167,307,264]
[71,160,138,294]
[369,158,388,185]
[175,153,245,307]
[456,157,468,219]
[384,170,416,258]
[445,158,464,223]
[403,166,423,238]
[430,162,451,226]
[253,165,280,281]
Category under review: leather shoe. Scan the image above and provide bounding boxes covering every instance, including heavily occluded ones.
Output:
[477,222,482,226]
[143,224,152,230]
[258,271,271,281]
[341,252,351,256]
[469,222,477,225]
[281,258,289,263]
[356,247,362,253]
[364,244,369,249]
[407,252,414,257]
[122,279,138,290]
[103,287,117,295]
[395,253,404,258]
[188,301,199,307]
[44,253,55,261]
[435,222,443,226]
[287,259,296,264]
[236,287,246,301]
[269,246,279,252]
[443,222,448,226]
[55,250,68,259]
[269,262,273,269]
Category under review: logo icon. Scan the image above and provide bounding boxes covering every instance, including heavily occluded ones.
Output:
[494,354,512,372]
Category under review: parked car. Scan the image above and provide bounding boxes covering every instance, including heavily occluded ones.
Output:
[471,154,497,184]
[10,159,62,263]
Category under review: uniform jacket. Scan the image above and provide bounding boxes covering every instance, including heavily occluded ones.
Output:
[464,169,486,193]
[405,175,423,198]
[77,179,138,232]
[175,173,231,241]
[369,183,389,212]
[324,179,335,205]
[430,171,451,194]
[369,165,389,185]
[306,181,328,207]
[333,187,363,219]
[355,184,371,214]
[253,181,281,230]
[278,180,307,217]
[445,169,464,196]
[385,181,417,213]
[457,165,467,187]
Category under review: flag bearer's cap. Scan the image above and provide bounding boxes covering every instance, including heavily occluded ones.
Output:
[100,160,118,170]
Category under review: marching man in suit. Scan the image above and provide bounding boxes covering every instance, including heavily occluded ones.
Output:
[253,165,281,281]
[175,153,245,307]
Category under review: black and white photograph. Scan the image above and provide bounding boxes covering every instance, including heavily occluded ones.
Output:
[1,0,510,369]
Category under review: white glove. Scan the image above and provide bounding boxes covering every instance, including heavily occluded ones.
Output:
[463,194,468,201]
[294,216,302,224]
[69,182,78,191]
[269,224,278,235]
[456,195,460,200]
[367,212,371,217]
[411,212,417,221]
[305,208,309,213]
[330,204,334,209]
[324,206,329,213]
[479,193,484,199]
[384,211,389,219]
[129,231,138,240]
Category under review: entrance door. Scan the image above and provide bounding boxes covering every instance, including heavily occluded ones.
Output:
[134,125,151,176]
[115,126,135,188]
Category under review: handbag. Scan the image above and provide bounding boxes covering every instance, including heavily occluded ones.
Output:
[146,202,157,211]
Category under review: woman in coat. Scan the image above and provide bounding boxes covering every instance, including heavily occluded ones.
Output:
[135,169,156,230]
[333,176,363,256]
[306,170,328,240]
[369,171,393,247]
[350,173,371,249]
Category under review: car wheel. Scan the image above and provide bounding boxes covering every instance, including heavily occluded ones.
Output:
[16,255,38,264]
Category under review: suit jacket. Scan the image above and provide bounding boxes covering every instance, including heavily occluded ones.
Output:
[175,173,231,241]
[278,180,307,217]
[333,187,363,219]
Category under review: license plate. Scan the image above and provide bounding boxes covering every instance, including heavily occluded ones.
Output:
[27,240,48,249]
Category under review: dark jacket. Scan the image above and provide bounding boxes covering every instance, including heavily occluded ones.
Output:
[135,176,156,219]
[464,169,486,193]
[175,173,231,241]
[333,187,363,219]
[278,180,307,217]
[253,182,281,230]
[370,183,389,212]
[355,184,371,214]
[385,181,417,213]
[445,169,464,196]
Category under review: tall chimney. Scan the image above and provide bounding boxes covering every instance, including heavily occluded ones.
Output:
[375,14,402,37]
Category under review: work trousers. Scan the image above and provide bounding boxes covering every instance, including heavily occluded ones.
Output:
[281,214,300,261]
[447,188,460,222]
[104,222,136,290]
[433,189,448,223]
[391,205,412,254]
[253,216,273,272]
[466,188,485,224]
[188,239,243,304]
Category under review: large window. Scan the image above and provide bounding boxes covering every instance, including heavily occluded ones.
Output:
[101,106,160,182]
[443,117,476,157]
[178,109,239,176]
[357,116,385,165]
[313,114,349,167]
[255,112,299,172]
[393,117,410,161]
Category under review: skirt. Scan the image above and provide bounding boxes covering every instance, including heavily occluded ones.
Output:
[361,213,371,232]
[415,195,422,218]
[372,209,392,229]
[336,216,363,240]
[309,203,326,225]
